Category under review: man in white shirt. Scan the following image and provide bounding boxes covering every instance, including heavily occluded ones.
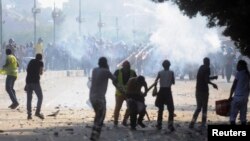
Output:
[154,60,175,132]
[89,57,117,141]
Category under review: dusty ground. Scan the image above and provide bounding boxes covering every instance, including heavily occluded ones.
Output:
[0,71,249,141]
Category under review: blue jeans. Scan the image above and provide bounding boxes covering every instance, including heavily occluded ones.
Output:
[26,83,43,116]
[230,98,248,124]
[6,75,18,104]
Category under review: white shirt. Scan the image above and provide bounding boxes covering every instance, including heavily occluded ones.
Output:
[158,70,174,88]
[89,67,115,99]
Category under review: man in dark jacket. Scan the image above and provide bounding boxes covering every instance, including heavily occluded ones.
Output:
[26,53,44,120]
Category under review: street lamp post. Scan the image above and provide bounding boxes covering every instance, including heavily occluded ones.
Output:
[97,12,104,39]
[76,0,84,36]
[52,2,59,45]
[0,0,2,51]
[132,29,136,43]
[115,17,119,40]
[78,0,82,35]
[132,17,136,43]
[32,0,41,45]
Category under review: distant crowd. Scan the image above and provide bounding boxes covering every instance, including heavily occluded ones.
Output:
[1,45,249,141]
[0,36,243,84]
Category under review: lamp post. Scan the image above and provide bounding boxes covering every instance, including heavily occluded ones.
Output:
[115,17,119,40]
[97,12,104,39]
[132,17,136,43]
[32,0,41,45]
[76,0,84,36]
[52,2,59,45]
[0,0,2,51]
[132,29,136,43]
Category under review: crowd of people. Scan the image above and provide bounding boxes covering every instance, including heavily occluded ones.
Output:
[1,37,249,141]
[88,57,249,141]
[1,49,45,119]
[0,36,241,82]
[0,36,153,75]
[0,38,43,72]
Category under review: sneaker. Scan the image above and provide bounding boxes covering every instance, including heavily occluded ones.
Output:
[156,124,162,130]
[130,127,136,131]
[114,121,118,127]
[138,122,146,128]
[10,103,19,109]
[8,104,14,108]
[230,121,236,125]
[198,125,206,135]
[168,126,175,132]
[189,122,194,129]
[241,122,246,125]
[90,130,99,141]
[90,136,96,141]
[122,121,128,127]
[199,124,206,130]
[35,113,45,120]
[89,132,98,141]
[27,115,32,120]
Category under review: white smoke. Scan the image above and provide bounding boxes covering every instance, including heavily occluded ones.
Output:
[150,3,221,66]
[38,0,69,9]
[4,0,223,74]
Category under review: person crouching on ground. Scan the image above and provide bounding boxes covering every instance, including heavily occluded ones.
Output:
[126,75,148,130]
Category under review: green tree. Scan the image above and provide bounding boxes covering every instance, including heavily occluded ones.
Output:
[152,0,250,57]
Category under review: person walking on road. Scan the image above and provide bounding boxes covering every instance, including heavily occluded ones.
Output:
[25,53,45,120]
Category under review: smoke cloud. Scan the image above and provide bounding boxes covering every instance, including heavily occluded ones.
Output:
[38,0,69,9]
[150,3,221,66]
[2,0,224,75]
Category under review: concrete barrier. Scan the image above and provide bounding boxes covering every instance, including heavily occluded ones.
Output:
[66,70,85,77]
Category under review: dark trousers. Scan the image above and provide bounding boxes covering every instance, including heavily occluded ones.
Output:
[230,98,248,124]
[191,91,209,126]
[156,87,174,127]
[128,99,146,128]
[26,83,43,116]
[6,75,18,104]
[225,64,232,82]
